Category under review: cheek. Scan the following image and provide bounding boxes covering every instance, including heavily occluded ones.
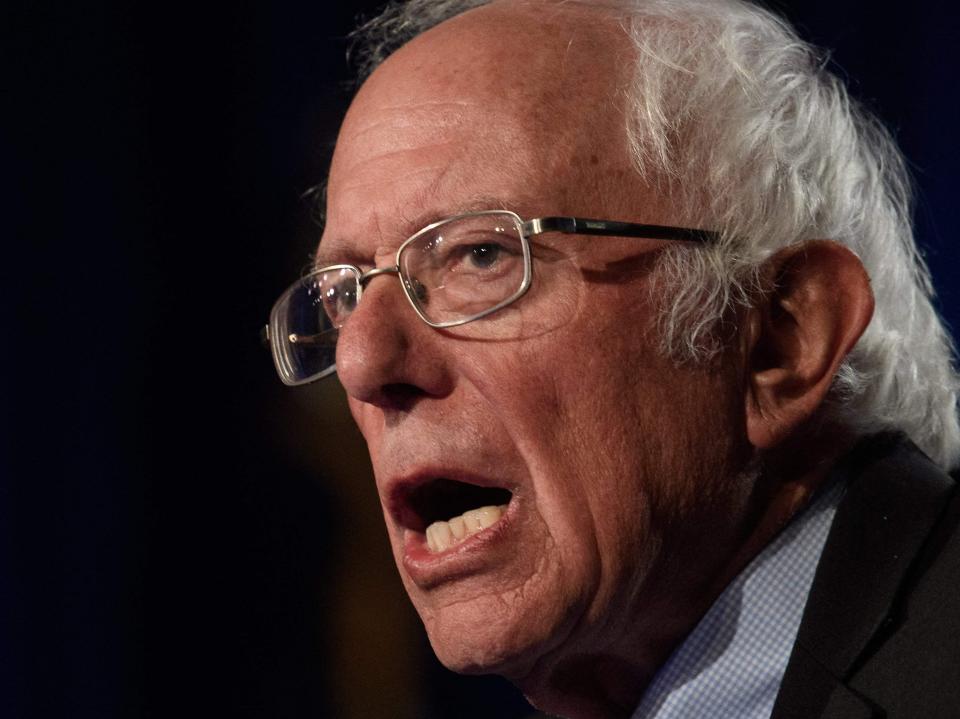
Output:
[516,315,731,562]
[459,335,626,562]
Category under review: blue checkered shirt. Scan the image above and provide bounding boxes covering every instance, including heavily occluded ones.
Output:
[632,477,844,719]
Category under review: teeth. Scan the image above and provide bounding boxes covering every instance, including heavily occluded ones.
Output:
[425,504,507,553]
[448,515,467,539]
[426,520,453,553]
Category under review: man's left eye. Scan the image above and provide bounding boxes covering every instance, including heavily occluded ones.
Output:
[464,243,501,269]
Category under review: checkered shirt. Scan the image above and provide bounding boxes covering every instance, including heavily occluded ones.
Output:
[632,476,845,719]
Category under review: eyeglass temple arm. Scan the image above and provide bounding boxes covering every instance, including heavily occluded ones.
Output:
[523,217,718,244]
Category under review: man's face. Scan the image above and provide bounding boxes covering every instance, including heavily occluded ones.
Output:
[318,4,754,689]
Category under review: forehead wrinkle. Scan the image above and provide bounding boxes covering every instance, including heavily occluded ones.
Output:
[343,100,471,135]
[337,144,460,189]
[338,101,473,154]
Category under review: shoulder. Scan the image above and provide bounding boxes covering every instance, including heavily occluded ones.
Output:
[774,434,960,718]
[847,445,960,717]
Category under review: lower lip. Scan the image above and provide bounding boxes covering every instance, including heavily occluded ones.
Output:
[401,498,519,588]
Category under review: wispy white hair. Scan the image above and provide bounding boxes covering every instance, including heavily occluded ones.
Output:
[348,0,960,470]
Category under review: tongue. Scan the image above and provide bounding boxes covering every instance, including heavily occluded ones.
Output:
[425,504,507,553]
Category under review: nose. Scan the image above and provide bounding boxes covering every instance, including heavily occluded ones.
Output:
[335,272,454,410]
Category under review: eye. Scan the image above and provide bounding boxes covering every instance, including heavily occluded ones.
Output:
[315,275,358,325]
[325,283,357,312]
[464,243,502,269]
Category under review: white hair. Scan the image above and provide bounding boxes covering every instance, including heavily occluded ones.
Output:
[349,0,960,470]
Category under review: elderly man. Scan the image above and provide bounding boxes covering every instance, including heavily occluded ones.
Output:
[266,0,960,716]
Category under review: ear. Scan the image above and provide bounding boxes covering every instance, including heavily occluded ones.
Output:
[744,240,875,450]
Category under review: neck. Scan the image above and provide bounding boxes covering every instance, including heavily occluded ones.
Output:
[520,653,655,719]
[706,429,851,612]
[517,431,852,718]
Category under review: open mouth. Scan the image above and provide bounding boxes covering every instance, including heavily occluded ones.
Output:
[405,478,513,554]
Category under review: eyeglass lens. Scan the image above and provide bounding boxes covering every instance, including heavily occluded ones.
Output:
[272,212,527,384]
[399,212,526,324]
[270,266,360,384]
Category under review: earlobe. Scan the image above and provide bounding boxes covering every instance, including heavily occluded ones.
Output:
[745,240,875,450]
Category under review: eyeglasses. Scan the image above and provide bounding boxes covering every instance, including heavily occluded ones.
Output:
[265,210,717,386]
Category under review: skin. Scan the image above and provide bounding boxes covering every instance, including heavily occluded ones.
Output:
[317,3,874,716]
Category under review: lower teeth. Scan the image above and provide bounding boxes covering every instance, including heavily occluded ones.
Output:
[425,504,507,553]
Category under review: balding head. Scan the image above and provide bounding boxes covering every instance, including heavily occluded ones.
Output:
[323,1,665,262]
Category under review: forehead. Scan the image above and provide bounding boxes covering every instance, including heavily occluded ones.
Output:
[319,2,642,264]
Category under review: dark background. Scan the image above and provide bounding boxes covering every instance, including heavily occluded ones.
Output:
[5,2,959,717]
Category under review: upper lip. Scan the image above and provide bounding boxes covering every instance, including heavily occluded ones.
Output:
[385,466,516,532]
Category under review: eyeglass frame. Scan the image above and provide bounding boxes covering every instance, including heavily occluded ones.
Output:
[265,210,719,386]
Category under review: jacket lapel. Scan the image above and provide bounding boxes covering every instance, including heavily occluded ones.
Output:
[771,435,955,719]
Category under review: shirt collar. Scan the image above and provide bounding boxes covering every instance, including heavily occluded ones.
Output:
[633,476,846,719]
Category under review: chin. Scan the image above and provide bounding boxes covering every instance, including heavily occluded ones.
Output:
[430,634,529,677]
[418,593,575,681]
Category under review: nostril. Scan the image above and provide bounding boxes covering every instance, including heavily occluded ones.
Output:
[380,382,426,413]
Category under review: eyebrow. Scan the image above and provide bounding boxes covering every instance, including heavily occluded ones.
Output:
[400,194,514,235]
[311,194,524,270]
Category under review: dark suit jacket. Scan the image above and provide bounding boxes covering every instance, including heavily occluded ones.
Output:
[771,434,960,718]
